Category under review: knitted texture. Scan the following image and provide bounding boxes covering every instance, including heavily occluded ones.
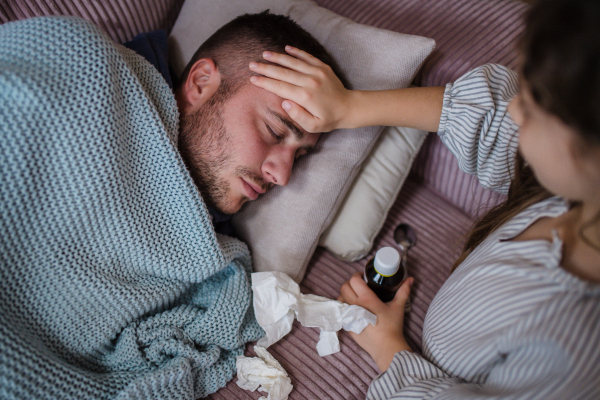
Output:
[0,16,263,399]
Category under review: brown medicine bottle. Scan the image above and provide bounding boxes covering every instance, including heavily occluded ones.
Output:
[363,247,404,303]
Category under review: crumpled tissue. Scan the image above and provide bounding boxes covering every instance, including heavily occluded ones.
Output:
[251,271,377,356]
[236,345,293,400]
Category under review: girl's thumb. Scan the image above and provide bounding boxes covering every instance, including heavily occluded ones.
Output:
[393,277,413,305]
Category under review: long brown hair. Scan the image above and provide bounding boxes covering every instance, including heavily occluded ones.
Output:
[452,155,551,270]
[452,0,600,271]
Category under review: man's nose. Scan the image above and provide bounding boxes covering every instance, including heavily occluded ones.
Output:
[262,149,295,187]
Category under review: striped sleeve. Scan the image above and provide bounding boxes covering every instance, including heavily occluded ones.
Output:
[366,351,460,400]
[437,64,520,194]
[366,341,576,400]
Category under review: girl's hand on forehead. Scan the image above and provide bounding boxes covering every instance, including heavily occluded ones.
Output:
[249,46,352,133]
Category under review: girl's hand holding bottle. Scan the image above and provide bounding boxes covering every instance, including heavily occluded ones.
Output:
[338,272,414,372]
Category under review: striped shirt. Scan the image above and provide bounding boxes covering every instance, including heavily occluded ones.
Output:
[366,64,600,400]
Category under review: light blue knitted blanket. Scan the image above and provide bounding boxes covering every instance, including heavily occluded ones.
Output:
[0,16,263,399]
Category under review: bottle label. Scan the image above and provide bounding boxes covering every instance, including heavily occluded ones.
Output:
[373,267,396,278]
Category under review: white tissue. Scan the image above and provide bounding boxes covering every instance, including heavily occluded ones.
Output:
[236,345,293,400]
[251,271,377,356]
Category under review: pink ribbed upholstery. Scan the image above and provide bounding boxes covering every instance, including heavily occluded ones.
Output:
[414,134,508,217]
[208,177,474,399]
[0,0,184,43]
[315,0,528,87]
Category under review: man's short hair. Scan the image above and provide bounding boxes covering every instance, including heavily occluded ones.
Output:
[177,10,347,96]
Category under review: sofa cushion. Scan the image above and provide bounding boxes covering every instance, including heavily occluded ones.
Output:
[318,126,427,262]
[169,0,435,282]
[0,0,185,43]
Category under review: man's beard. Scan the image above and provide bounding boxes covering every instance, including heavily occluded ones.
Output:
[178,86,270,214]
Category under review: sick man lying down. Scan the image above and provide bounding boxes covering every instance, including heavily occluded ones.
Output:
[0,11,343,399]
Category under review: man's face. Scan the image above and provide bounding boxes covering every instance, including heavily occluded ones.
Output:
[180,82,320,214]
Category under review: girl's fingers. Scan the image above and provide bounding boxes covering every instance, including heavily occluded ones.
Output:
[249,62,308,86]
[261,50,318,74]
[250,74,329,133]
[281,101,320,133]
[392,277,414,305]
[249,75,303,104]
[340,279,359,305]
[348,272,379,300]
[347,272,385,312]
[284,45,326,67]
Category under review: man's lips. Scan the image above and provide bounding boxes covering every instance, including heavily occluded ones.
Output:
[241,178,265,200]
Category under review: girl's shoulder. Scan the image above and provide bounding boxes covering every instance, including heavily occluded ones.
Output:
[446,196,599,305]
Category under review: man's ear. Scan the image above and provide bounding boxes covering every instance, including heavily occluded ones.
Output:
[178,58,221,113]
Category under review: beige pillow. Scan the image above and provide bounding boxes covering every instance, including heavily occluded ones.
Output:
[169,0,435,282]
[319,126,428,261]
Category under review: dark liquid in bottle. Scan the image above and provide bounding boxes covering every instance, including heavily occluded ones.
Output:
[364,256,404,303]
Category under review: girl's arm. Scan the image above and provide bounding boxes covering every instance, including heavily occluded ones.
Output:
[248,46,444,133]
[250,52,522,195]
[365,343,571,400]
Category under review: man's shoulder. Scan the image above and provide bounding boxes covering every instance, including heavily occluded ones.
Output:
[124,31,174,90]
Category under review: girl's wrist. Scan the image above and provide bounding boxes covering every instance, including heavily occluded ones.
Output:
[373,337,412,372]
[341,90,389,130]
[341,90,368,130]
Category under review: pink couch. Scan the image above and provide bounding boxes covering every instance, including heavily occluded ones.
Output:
[1,0,529,398]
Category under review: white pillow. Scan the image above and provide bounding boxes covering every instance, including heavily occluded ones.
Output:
[319,125,428,261]
[168,0,435,282]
